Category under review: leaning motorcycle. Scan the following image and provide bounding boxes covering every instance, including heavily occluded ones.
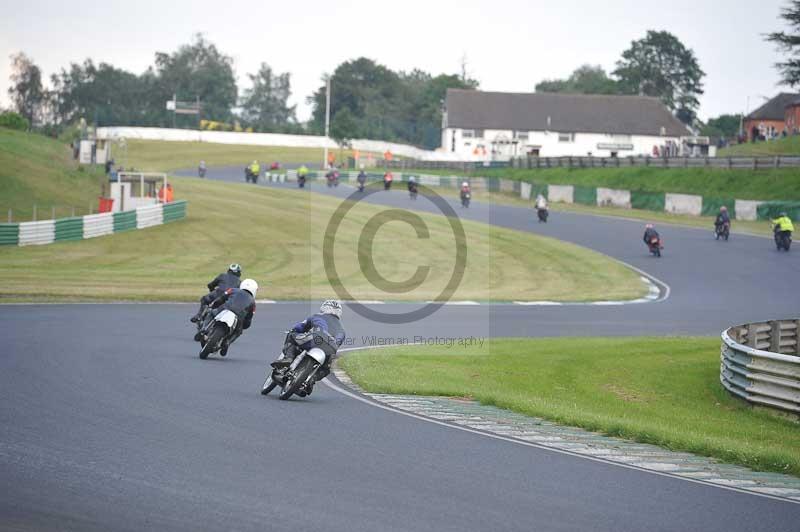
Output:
[648,236,663,257]
[714,222,730,241]
[261,333,328,400]
[774,228,792,251]
[197,309,239,359]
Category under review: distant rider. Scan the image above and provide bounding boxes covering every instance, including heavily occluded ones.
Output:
[460,181,471,199]
[191,263,242,323]
[198,278,258,357]
[383,171,394,190]
[407,176,418,196]
[357,168,367,191]
[198,160,206,178]
[271,300,346,391]
[249,160,260,180]
[771,211,794,240]
[714,206,730,230]
[643,223,660,246]
[535,193,547,210]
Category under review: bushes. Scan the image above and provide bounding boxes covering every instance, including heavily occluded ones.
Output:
[0,112,29,131]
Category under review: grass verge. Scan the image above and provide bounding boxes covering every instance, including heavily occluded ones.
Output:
[341,337,800,476]
[0,177,644,302]
[719,136,800,156]
[0,128,105,221]
[120,139,358,172]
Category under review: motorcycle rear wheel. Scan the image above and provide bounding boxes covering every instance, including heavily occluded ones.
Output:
[199,325,225,359]
[279,358,315,400]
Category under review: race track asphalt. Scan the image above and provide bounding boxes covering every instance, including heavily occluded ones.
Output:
[2,169,799,531]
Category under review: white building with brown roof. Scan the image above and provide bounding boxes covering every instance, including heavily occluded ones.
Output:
[441,89,691,159]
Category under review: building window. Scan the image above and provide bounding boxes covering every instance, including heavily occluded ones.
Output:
[462,129,475,138]
[514,131,529,141]
[558,133,575,143]
[474,129,485,139]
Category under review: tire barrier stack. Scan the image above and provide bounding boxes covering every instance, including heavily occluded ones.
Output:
[0,200,188,247]
[720,320,800,414]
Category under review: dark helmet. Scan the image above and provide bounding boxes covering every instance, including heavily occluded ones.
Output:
[228,263,242,276]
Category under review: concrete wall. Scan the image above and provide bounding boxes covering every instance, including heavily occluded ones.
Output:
[548,185,574,204]
[665,193,703,216]
[596,188,631,208]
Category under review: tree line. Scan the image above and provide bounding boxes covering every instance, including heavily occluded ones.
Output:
[5,34,474,148]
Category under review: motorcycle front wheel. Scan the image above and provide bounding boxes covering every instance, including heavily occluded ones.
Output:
[261,372,278,395]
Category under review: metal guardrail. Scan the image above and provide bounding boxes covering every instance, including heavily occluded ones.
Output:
[720,320,800,414]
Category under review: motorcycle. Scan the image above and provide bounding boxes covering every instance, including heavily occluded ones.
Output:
[408,182,418,200]
[245,167,258,184]
[774,228,792,251]
[357,180,366,193]
[298,174,307,188]
[198,166,206,178]
[326,172,339,188]
[461,192,471,208]
[261,332,329,400]
[648,236,663,257]
[196,309,240,359]
[714,221,730,241]
[537,207,548,223]
[384,179,393,191]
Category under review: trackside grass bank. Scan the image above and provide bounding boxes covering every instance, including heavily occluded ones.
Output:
[341,337,800,476]
[719,136,800,156]
[0,128,105,221]
[122,139,356,172]
[0,177,644,302]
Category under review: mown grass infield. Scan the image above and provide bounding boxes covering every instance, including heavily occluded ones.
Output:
[341,337,800,476]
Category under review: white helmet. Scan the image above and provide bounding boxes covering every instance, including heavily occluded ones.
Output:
[462,182,469,187]
[240,278,258,297]
[320,299,342,319]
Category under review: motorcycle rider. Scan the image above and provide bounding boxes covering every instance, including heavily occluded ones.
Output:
[248,160,260,181]
[357,168,367,191]
[297,164,309,187]
[460,181,471,205]
[191,263,242,323]
[197,278,258,357]
[383,171,394,190]
[535,193,548,218]
[714,206,731,232]
[271,300,346,390]
[198,160,206,178]
[643,223,660,247]
[407,175,418,198]
[771,211,794,243]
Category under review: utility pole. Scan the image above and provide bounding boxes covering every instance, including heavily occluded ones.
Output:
[323,76,331,169]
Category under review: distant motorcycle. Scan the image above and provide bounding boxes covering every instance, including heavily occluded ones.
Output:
[298,174,307,188]
[326,171,339,188]
[196,310,241,359]
[714,221,730,241]
[774,227,792,251]
[647,236,663,257]
[198,166,206,178]
[537,207,548,223]
[261,332,330,400]
[461,192,471,208]
[408,181,418,200]
[245,167,258,184]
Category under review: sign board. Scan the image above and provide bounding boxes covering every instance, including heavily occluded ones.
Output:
[597,143,634,151]
[79,140,93,164]
[166,100,176,111]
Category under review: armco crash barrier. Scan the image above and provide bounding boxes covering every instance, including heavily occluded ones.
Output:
[0,200,188,246]
[721,320,800,414]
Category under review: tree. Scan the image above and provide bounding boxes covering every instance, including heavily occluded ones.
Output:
[151,34,237,124]
[700,114,742,139]
[767,1,800,86]
[330,107,359,145]
[240,63,297,131]
[50,60,150,126]
[308,57,478,148]
[8,52,44,127]
[613,31,705,125]
[536,65,619,95]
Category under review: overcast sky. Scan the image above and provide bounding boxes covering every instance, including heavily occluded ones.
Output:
[0,0,790,122]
